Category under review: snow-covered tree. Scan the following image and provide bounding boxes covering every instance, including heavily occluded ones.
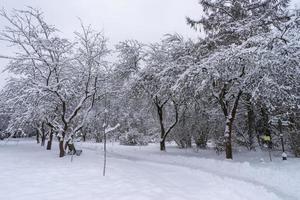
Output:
[0,8,109,157]
[183,0,299,158]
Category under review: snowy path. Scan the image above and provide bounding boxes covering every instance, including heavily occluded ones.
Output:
[83,143,300,200]
[104,151,296,200]
[0,141,299,200]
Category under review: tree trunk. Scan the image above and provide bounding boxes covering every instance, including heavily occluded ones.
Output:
[160,140,166,151]
[59,139,65,157]
[46,130,53,150]
[224,90,243,159]
[82,133,86,142]
[64,140,68,150]
[246,95,255,150]
[41,133,46,146]
[103,131,107,176]
[261,106,270,135]
[154,97,178,151]
[40,122,46,146]
[36,129,40,144]
[224,117,233,159]
[157,104,166,151]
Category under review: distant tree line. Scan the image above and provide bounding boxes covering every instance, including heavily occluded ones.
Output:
[0,0,300,159]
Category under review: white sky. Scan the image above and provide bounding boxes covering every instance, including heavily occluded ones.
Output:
[0,0,299,88]
[0,0,202,87]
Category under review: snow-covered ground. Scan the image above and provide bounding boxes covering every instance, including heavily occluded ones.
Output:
[0,140,299,200]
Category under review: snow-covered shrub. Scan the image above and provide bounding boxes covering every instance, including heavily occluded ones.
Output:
[172,127,192,149]
[119,129,149,146]
[215,137,225,154]
[194,131,208,149]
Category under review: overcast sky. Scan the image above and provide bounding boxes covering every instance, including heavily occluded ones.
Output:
[0,0,202,87]
[0,0,299,88]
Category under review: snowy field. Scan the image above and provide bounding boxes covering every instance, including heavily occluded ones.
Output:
[0,140,299,200]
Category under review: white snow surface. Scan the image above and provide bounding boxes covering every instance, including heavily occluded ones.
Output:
[0,140,299,200]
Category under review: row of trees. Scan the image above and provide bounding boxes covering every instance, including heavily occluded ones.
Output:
[0,0,300,159]
[0,8,110,157]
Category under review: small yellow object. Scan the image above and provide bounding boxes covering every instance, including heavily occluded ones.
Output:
[262,135,271,142]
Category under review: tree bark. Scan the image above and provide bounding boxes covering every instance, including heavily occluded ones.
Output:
[154,97,167,151]
[59,138,65,157]
[246,96,255,150]
[224,90,243,159]
[103,130,107,176]
[36,129,40,144]
[224,117,233,159]
[154,97,178,151]
[41,134,46,146]
[157,105,166,151]
[261,106,270,135]
[82,133,86,142]
[46,130,53,150]
[160,140,166,151]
